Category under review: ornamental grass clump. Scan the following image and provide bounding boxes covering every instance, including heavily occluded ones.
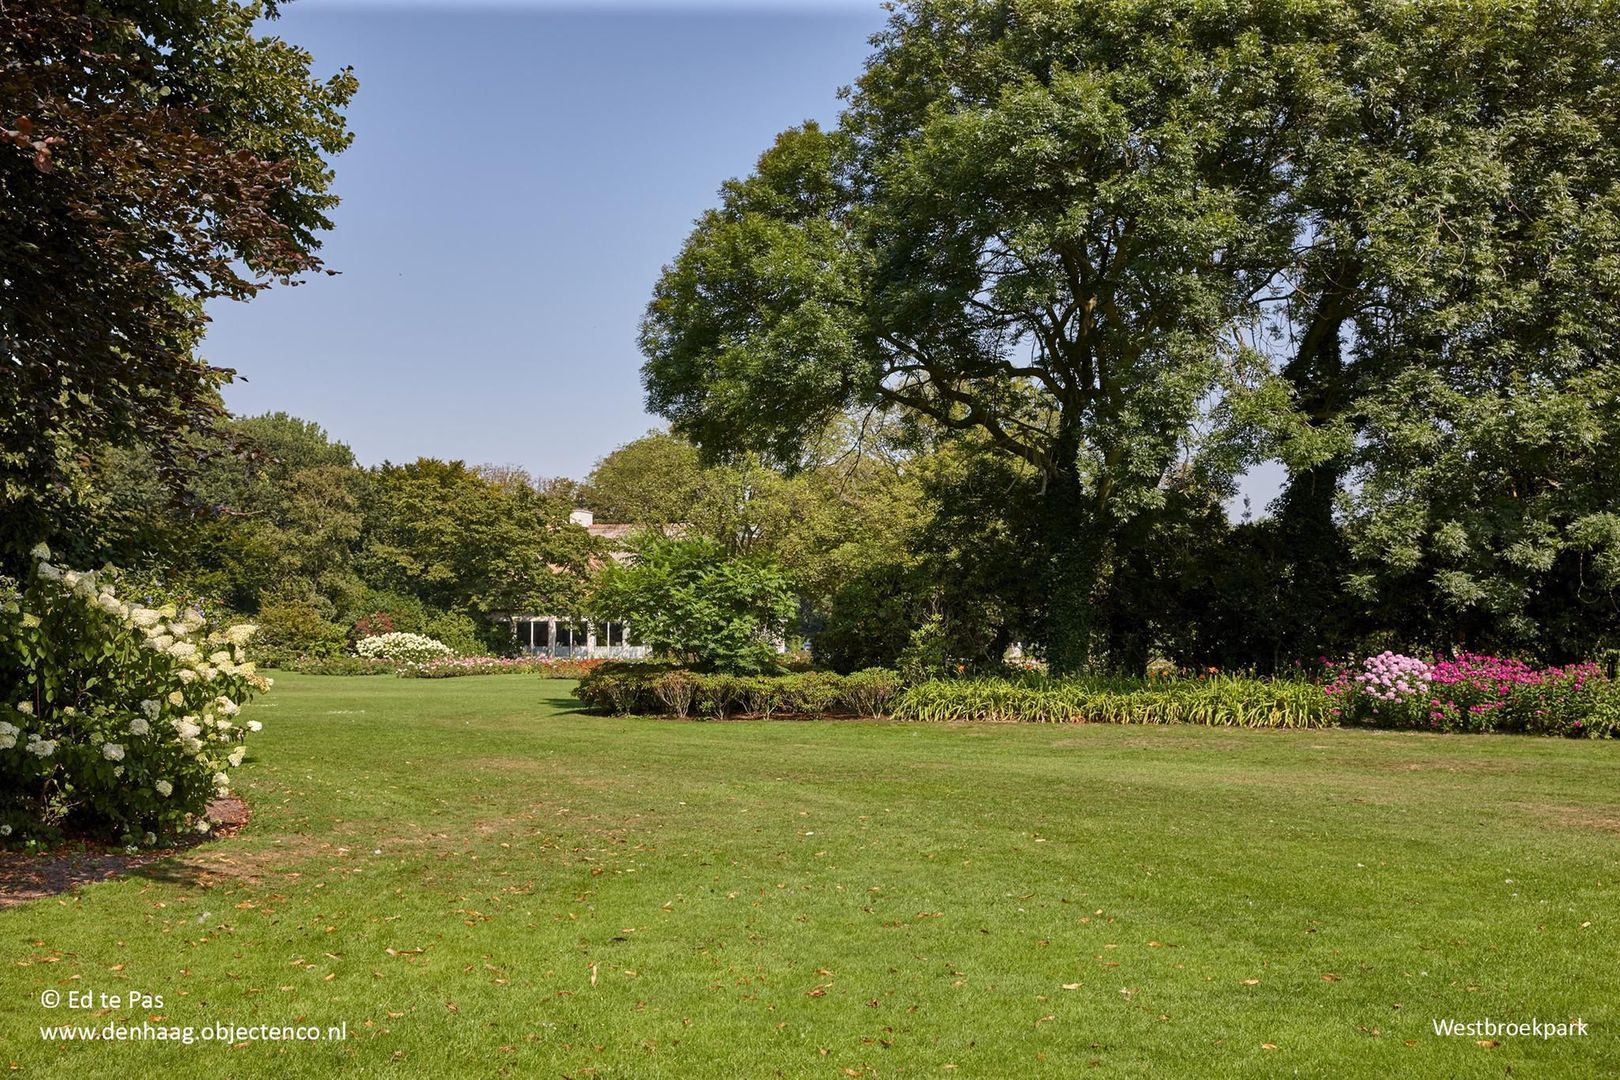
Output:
[890,676,1331,728]
[354,631,454,665]
[0,545,270,847]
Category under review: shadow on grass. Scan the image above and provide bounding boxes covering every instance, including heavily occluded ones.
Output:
[0,795,250,909]
[536,683,590,716]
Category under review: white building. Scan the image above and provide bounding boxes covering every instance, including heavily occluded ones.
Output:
[509,509,651,659]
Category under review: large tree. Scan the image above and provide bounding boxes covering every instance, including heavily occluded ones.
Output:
[643,0,1620,671]
[0,0,355,562]
[359,460,599,624]
[641,0,1339,672]
[1294,3,1620,660]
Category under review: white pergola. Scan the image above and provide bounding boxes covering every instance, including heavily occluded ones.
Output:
[512,615,647,659]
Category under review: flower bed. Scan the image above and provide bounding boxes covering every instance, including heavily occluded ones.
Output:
[400,656,604,679]
[1329,652,1614,736]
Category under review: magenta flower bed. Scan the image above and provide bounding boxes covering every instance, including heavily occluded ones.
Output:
[1328,651,1612,736]
[399,656,603,680]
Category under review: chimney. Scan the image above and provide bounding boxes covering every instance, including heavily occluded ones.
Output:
[569,508,594,528]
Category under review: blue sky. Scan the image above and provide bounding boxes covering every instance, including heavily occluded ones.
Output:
[204,1,889,480]
[206,0,1285,509]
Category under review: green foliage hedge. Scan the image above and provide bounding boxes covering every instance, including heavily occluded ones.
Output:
[890,676,1333,728]
[574,664,903,719]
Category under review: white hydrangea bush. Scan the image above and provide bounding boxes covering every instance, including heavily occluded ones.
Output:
[0,544,270,847]
[355,631,454,664]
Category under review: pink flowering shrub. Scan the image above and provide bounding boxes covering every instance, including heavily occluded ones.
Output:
[1329,651,1612,736]
[1426,654,1605,735]
[1324,652,1432,726]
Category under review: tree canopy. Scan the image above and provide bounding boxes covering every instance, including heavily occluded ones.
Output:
[0,0,356,563]
[642,0,1620,670]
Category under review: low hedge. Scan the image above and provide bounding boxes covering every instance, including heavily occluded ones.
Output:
[574,664,903,719]
[891,676,1333,728]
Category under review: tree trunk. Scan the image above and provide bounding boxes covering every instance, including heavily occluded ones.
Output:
[1041,453,1105,677]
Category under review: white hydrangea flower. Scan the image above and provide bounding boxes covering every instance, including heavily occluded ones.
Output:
[215,697,240,716]
[146,634,175,652]
[15,702,32,716]
[247,720,263,733]
[167,691,185,706]
[154,780,173,797]
[195,819,211,834]
[102,742,125,761]
[29,542,50,560]
[20,613,40,628]
[129,717,150,736]
[168,641,197,660]
[25,736,57,757]
[0,824,11,837]
[141,699,160,720]
[225,623,257,646]
[227,747,246,768]
[36,563,61,581]
[130,607,162,629]
[143,831,157,845]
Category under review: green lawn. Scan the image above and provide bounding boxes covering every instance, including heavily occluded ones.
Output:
[4,673,1618,1077]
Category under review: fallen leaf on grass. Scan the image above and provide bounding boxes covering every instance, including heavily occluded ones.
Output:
[1061,983,1081,991]
[1262,1043,1279,1051]
[1241,979,1260,986]
[1477,1040,1500,1048]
